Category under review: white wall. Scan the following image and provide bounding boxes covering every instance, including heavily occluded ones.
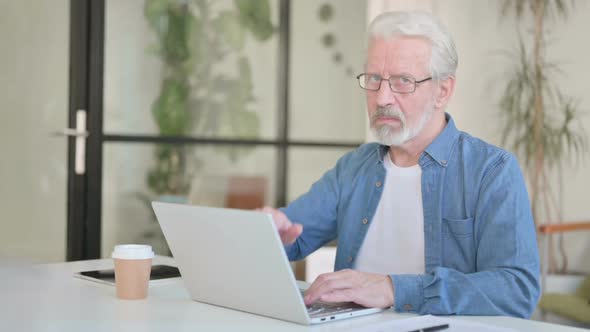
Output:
[287,0,367,201]
[0,0,69,262]
[289,0,367,142]
[367,0,590,273]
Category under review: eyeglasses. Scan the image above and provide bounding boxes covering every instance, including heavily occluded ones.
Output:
[356,73,432,93]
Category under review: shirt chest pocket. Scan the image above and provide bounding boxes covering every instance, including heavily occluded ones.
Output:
[442,216,474,237]
[441,216,476,272]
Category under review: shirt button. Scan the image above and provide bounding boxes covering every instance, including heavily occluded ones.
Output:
[441,160,447,165]
[375,181,382,188]
[362,218,368,225]
[403,304,413,311]
[347,256,353,263]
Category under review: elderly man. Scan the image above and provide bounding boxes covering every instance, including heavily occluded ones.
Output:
[261,11,540,317]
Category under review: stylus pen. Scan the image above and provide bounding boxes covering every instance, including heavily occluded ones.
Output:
[407,323,449,332]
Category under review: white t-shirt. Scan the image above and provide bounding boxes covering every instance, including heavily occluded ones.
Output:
[354,153,425,275]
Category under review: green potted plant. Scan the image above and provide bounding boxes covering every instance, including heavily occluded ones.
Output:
[497,0,586,273]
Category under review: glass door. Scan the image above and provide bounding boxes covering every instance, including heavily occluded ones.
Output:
[100,0,284,257]
[66,1,367,283]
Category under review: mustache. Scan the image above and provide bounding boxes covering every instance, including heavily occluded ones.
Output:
[370,106,405,126]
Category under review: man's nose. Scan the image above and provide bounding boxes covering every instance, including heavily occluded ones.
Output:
[375,81,397,107]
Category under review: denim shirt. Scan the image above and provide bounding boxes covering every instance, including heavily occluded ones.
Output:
[282,114,540,318]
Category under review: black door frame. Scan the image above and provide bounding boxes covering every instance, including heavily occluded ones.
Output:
[67,0,104,260]
[67,0,362,261]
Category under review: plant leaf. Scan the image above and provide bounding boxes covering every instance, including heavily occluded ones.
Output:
[214,10,246,51]
[234,0,275,41]
[152,78,190,135]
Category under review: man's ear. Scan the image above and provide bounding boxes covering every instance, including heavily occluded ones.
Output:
[434,76,455,109]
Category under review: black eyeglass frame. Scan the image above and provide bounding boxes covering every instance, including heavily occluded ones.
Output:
[356,73,433,94]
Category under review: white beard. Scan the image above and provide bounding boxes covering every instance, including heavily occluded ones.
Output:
[371,103,435,146]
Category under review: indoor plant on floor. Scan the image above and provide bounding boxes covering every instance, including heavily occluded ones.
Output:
[497,0,587,274]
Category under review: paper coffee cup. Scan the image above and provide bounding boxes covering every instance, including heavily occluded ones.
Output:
[112,244,154,300]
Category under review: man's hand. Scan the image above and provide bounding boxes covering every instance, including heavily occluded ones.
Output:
[303,269,394,309]
[257,207,303,245]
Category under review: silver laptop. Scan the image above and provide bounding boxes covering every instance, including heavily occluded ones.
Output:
[152,202,384,325]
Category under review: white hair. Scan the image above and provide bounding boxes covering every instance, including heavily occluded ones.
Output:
[368,11,458,80]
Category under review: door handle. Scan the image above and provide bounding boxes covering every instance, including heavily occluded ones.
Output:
[54,110,88,175]
[53,128,89,137]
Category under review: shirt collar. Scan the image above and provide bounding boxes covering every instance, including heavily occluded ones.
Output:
[374,113,460,167]
[376,144,389,163]
[422,113,460,167]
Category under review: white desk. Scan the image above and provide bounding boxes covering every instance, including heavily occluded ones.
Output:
[0,256,586,332]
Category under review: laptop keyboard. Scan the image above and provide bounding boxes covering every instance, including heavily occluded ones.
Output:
[300,289,366,317]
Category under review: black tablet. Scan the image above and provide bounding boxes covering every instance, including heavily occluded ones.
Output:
[74,264,181,285]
